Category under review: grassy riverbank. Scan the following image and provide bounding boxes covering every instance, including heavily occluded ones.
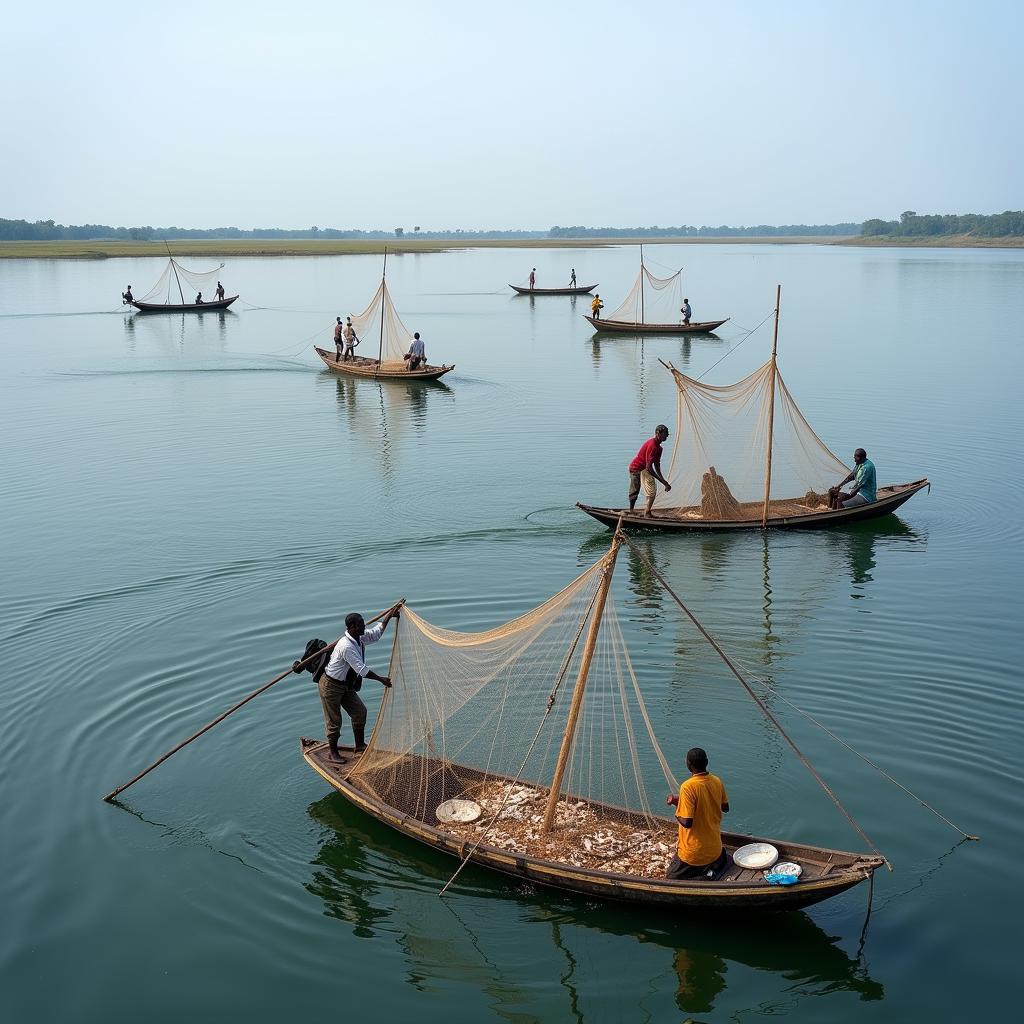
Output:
[843,234,1024,248]
[0,236,848,259]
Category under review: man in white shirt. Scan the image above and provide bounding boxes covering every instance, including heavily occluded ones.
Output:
[404,332,426,370]
[342,318,359,361]
[320,606,400,762]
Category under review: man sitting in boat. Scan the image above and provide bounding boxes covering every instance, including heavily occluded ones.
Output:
[628,425,672,517]
[681,299,692,325]
[591,294,604,320]
[828,448,877,509]
[195,292,203,305]
[665,747,730,880]
[319,607,400,763]
[404,332,426,370]
[342,319,359,361]
[122,285,133,305]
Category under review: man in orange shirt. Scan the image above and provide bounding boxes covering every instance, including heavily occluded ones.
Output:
[665,746,730,880]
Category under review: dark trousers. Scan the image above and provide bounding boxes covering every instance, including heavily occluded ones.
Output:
[666,848,729,881]
[318,674,368,743]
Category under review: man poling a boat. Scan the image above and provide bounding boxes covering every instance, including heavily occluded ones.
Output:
[318,607,400,763]
[628,425,672,517]
[591,293,603,320]
[665,747,730,880]
[828,448,877,510]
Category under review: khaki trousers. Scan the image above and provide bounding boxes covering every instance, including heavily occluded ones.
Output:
[318,674,368,743]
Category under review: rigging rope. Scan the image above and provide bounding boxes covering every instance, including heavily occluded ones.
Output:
[620,535,893,869]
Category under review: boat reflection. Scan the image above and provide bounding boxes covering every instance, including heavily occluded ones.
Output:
[306,794,882,1018]
[123,308,235,353]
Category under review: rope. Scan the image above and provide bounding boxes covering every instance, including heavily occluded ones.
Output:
[620,535,892,870]
[693,306,777,382]
[439,557,609,896]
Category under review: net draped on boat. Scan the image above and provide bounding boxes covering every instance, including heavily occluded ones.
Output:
[349,553,678,842]
[658,361,851,518]
[137,259,226,304]
[605,266,683,325]
[349,279,415,365]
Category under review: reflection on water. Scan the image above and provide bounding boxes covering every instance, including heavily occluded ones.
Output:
[306,794,882,1018]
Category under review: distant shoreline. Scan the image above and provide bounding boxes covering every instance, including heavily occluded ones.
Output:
[1,234,1021,259]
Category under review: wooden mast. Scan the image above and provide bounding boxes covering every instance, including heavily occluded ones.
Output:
[639,244,645,326]
[760,285,782,528]
[165,241,185,305]
[378,247,388,366]
[541,520,623,833]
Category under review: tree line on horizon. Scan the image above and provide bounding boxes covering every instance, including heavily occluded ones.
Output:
[1,211,1021,242]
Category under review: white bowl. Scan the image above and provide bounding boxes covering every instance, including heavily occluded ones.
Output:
[436,798,483,824]
[733,842,779,870]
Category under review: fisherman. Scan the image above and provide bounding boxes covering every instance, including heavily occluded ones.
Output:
[828,448,877,509]
[591,293,604,320]
[122,285,133,305]
[570,268,577,287]
[628,424,672,517]
[665,747,730,880]
[404,331,426,370]
[318,607,400,763]
[215,280,226,301]
[681,298,692,325]
[529,268,536,290]
[195,292,203,305]
[333,317,344,360]
[342,318,359,361]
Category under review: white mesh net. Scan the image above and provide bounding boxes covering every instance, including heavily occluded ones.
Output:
[605,267,683,325]
[349,279,415,365]
[137,259,226,304]
[658,361,851,518]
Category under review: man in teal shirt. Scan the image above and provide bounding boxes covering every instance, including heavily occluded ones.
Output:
[829,448,877,509]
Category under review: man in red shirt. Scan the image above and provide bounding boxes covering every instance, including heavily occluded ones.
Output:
[628,424,672,516]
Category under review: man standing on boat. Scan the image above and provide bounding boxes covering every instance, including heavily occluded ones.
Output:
[529,268,536,290]
[319,607,400,763]
[404,332,426,370]
[665,747,730,880]
[215,281,226,301]
[591,293,604,320]
[828,448,877,510]
[570,269,577,288]
[122,285,133,305]
[333,317,344,360]
[681,299,692,325]
[628,424,672,517]
[342,318,359,361]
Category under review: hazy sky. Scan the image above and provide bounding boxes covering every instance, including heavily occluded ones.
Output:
[3,0,1021,229]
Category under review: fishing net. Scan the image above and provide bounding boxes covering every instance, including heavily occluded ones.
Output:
[137,259,226,304]
[658,361,851,518]
[349,551,680,866]
[349,279,415,365]
[605,267,683,325]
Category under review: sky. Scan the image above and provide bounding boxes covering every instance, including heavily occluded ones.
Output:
[2,0,1021,230]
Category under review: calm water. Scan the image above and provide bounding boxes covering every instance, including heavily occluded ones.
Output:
[1,244,1021,1022]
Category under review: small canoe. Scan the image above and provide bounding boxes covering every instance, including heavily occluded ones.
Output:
[301,739,883,912]
[510,284,598,295]
[130,295,239,313]
[585,315,729,334]
[315,345,454,381]
[577,479,930,532]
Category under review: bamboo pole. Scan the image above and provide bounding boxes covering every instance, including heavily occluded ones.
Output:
[378,247,388,367]
[639,244,645,326]
[164,241,185,305]
[760,285,782,528]
[102,599,405,803]
[541,522,623,832]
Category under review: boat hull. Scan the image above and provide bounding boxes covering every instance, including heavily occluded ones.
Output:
[301,739,880,913]
[577,480,929,532]
[130,296,238,312]
[510,284,597,295]
[314,346,454,381]
[585,315,729,334]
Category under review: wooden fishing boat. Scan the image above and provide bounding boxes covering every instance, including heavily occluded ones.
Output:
[510,283,597,295]
[131,295,238,313]
[300,526,889,914]
[585,315,728,334]
[315,346,454,381]
[587,245,729,335]
[126,252,238,312]
[578,480,930,532]
[318,250,453,382]
[301,740,882,912]
[578,287,927,531]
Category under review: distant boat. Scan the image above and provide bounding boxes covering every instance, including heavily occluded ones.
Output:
[126,253,238,312]
[509,283,597,296]
[585,245,727,334]
[316,251,454,382]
